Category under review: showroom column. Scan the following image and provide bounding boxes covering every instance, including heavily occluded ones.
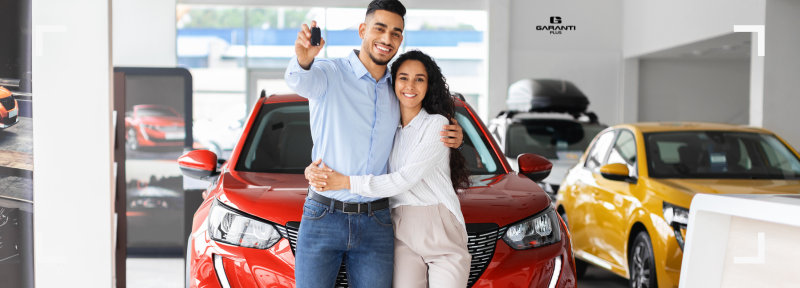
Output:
[32,0,115,287]
[760,0,800,147]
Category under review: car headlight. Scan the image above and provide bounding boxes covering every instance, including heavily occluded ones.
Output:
[663,201,689,250]
[503,207,562,249]
[208,200,281,249]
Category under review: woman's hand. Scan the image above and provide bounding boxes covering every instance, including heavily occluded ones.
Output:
[441,118,464,148]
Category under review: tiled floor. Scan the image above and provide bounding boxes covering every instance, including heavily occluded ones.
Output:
[127,258,629,288]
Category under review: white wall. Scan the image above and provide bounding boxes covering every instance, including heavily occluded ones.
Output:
[33,0,114,286]
[623,0,766,58]
[638,59,750,124]
[507,0,623,124]
[762,0,800,148]
[113,0,177,67]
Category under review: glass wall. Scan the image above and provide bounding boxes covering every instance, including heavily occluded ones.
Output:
[177,5,488,134]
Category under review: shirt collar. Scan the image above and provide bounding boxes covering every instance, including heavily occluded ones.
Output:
[348,50,392,83]
[401,108,430,129]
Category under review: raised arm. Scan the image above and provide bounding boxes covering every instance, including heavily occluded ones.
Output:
[284,21,332,100]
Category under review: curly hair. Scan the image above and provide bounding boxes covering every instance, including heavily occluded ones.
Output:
[390,50,471,193]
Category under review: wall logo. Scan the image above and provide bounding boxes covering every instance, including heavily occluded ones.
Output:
[538,16,575,34]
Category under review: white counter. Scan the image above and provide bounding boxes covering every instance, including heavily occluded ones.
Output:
[679,194,800,288]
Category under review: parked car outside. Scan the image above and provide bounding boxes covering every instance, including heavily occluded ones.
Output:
[490,79,606,198]
[178,94,578,288]
[0,86,19,129]
[556,122,800,288]
[125,104,185,150]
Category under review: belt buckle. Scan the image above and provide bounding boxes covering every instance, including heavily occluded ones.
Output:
[342,202,361,214]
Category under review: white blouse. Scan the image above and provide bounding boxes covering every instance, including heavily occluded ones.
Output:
[349,108,465,226]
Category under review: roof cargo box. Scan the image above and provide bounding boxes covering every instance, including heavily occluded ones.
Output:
[506,79,589,113]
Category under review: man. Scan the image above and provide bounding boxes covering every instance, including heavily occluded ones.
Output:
[284,0,463,287]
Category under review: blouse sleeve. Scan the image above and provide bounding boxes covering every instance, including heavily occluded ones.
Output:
[348,116,450,198]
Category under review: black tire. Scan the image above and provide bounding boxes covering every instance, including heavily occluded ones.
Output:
[574,258,588,278]
[629,231,658,288]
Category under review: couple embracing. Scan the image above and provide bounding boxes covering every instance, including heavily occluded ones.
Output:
[285,0,472,287]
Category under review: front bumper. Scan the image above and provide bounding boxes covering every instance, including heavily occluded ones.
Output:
[188,221,575,288]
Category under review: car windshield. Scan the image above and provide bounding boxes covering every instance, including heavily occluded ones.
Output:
[506,119,606,160]
[235,102,503,175]
[137,107,178,117]
[644,131,800,179]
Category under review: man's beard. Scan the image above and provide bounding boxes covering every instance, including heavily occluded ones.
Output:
[366,47,392,66]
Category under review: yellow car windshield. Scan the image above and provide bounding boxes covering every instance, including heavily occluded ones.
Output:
[644,131,800,180]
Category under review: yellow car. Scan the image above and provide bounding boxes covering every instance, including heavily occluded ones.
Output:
[555,122,800,288]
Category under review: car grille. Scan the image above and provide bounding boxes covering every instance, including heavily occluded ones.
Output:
[3,115,16,126]
[277,222,507,288]
[0,97,15,110]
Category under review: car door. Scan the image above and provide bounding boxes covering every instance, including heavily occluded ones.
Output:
[592,129,638,269]
[568,130,616,257]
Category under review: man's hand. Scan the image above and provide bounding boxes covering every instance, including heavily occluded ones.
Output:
[295,21,326,70]
[441,118,464,148]
[305,159,331,186]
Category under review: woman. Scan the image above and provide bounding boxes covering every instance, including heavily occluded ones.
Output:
[308,50,472,288]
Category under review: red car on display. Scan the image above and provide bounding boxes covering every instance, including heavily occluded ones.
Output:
[0,86,19,129]
[178,94,577,288]
[125,104,185,150]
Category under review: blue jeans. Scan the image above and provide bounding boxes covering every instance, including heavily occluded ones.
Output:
[295,197,394,288]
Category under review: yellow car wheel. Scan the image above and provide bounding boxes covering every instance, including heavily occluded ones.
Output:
[629,231,657,288]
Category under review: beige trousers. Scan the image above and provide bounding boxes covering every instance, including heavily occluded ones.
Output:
[392,204,471,288]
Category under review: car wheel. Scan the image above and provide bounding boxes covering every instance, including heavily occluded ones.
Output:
[629,231,657,288]
[127,128,139,150]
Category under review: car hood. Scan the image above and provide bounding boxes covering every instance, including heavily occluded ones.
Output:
[217,171,551,227]
[138,116,184,126]
[649,178,800,207]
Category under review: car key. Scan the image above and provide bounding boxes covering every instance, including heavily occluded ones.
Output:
[311,27,321,46]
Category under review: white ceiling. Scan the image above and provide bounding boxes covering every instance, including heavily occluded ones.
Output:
[639,33,752,59]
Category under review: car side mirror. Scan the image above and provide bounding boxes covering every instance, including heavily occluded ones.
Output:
[517,153,552,182]
[600,163,636,183]
[178,149,219,180]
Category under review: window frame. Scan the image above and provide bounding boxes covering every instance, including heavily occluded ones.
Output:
[583,129,617,173]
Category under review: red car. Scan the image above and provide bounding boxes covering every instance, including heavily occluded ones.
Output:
[125,104,185,150]
[0,86,19,129]
[178,94,577,288]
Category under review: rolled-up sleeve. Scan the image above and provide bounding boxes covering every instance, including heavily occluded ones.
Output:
[349,116,450,198]
[284,56,336,100]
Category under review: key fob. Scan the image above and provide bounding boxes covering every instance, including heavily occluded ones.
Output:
[311,27,321,46]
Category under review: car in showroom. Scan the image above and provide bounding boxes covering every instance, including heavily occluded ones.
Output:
[178,93,577,288]
[489,79,606,199]
[0,86,19,129]
[555,122,800,288]
[125,104,185,150]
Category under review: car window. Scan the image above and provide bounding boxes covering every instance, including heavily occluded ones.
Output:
[584,131,615,172]
[606,130,637,176]
[644,131,800,179]
[455,107,502,174]
[506,119,605,160]
[235,102,504,175]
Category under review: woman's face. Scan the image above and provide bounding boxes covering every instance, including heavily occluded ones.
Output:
[394,60,428,109]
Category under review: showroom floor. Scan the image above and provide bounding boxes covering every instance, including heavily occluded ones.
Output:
[127,258,629,288]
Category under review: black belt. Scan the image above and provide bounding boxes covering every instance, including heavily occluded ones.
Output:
[308,189,390,214]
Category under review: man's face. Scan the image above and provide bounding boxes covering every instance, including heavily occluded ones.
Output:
[359,10,404,66]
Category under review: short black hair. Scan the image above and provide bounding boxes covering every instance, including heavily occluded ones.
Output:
[366,0,406,19]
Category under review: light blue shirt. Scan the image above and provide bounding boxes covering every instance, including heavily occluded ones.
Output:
[285,50,400,203]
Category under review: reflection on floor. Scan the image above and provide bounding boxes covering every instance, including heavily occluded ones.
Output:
[127,257,631,288]
[127,258,183,288]
[579,264,629,288]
